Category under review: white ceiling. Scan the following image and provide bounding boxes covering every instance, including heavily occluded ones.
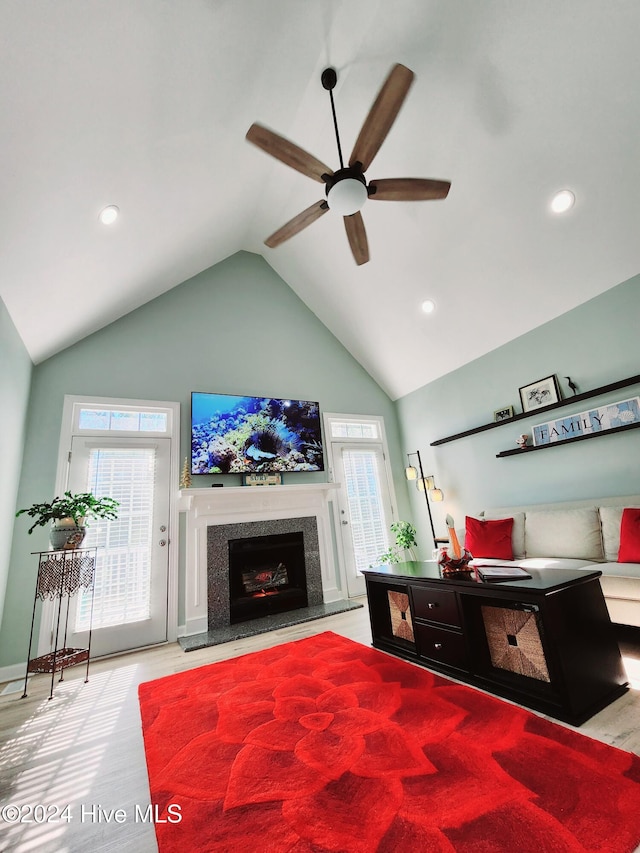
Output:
[2,1,639,400]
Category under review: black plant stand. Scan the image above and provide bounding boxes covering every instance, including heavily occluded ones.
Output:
[22,548,97,700]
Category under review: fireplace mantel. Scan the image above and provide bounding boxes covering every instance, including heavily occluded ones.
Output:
[178,483,341,636]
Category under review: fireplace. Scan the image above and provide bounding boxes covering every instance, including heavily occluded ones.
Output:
[207,515,325,631]
[228,531,308,623]
[177,487,363,650]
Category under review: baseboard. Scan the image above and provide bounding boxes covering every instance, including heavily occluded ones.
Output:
[322,590,344,604]
[0,662,27,685]
[183,616,209,636]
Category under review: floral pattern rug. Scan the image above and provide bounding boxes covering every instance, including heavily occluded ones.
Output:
[139,631,640,852]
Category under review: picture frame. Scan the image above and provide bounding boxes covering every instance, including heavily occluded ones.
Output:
[532,397,640,446]
[518,375,561,413]
[242,472,282,487]
[493,405,514,422]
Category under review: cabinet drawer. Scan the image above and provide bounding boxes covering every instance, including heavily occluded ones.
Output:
[411,586,461,627]
[415,623,468,670]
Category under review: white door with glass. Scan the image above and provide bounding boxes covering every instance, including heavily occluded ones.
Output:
[325,415,396,598]
[63,436,171,657]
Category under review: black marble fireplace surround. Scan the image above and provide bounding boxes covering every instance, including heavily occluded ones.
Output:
[228,530,308,623]
[207,516,324,631]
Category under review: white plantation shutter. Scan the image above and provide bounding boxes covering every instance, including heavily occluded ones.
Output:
[342,448,389,574]
[76,447,156,631]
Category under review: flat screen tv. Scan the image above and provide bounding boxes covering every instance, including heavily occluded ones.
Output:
[191,392,324,474]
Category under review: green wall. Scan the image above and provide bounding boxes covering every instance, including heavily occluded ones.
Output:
[4,254,638,669]
[0,296,32,629]
[0,252,407,668]
[396,274,640,553]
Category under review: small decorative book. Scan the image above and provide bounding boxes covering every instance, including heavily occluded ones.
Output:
[476,566,532,582]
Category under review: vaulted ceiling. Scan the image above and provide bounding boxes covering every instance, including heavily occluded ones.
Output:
[2,1,639,399]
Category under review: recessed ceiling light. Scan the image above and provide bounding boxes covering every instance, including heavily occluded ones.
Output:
[421,299,436,314]
[99,205,119,225]
[550,190,575,214]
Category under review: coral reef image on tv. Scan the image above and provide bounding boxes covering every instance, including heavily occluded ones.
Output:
[191,392,325,474]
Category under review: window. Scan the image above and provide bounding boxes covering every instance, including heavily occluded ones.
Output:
[341,447,389,574]
[329,421,379,440]
[75,405,169,434]
[323,413,397,597]
[75,447,157,631]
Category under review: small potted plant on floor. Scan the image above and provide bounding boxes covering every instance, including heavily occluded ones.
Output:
[16,491,119,550]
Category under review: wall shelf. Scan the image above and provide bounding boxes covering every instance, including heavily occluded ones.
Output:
[430,373,640,447]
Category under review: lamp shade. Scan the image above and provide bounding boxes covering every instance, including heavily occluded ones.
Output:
[405,465,418,481]
[327,178,368,215]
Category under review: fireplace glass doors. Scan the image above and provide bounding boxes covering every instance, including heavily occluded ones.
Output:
[228,531,307,624]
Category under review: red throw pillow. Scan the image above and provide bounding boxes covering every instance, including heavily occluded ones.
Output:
[618,508,640,562]
[465,516,514,560]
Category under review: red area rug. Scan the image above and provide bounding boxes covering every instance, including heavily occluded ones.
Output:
[139,631,640,852]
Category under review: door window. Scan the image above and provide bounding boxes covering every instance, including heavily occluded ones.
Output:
[341,446,390,574]
[75,446,157,632]
[324,414,397,598]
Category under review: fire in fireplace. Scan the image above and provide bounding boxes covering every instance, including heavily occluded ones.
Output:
[228,531,308,624]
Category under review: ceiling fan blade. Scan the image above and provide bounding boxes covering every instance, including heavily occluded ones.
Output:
[349,64,414,172]
[247,124,334,183]
[344,212,369,266]
[264,200,329,248]
[368,177,451,201]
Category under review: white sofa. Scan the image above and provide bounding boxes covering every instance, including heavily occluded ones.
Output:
[471,495,640,628]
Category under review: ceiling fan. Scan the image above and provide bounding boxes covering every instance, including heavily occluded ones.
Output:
[246,63,451,266]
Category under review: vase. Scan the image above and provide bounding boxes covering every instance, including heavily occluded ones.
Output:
[50,518,86,550]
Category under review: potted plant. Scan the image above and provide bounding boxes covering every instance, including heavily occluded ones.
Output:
[16,491,119,550]
[374,520,418,565]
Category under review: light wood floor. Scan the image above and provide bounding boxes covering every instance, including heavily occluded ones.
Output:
[1,601,639,853]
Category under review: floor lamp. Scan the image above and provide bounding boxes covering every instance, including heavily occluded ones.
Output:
[405,450,440,550]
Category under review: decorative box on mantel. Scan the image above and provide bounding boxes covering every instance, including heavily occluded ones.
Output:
[177,483,341,637]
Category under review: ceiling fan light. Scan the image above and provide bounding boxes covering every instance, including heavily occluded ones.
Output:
[327,178,368,216]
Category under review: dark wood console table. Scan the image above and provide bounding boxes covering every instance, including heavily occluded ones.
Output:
[362,562,628,725]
